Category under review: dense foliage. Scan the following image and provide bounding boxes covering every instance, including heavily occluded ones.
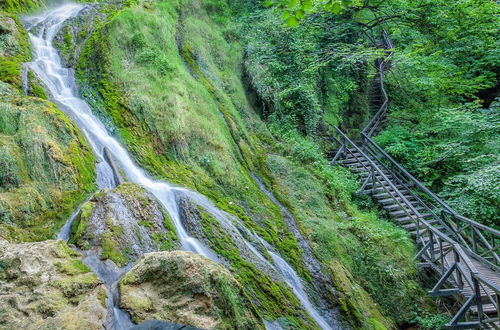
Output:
[2,0,497,328]
[264,0,500,226]
[67,0,438,327]
[374,0,499,226]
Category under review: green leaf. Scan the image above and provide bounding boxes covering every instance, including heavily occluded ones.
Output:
[285,16,299,27]
[332,3,342,14]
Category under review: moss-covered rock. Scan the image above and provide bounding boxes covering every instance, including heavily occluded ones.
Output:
[0,11,31,88]
[0,239,106,329]
[176,194,319,328]
[70,183,179,267]
[52,0,441,327]
[0,81,96,242]
[120,250,265,329]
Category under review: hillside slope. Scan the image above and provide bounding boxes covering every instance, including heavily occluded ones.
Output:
[0,0,450,328]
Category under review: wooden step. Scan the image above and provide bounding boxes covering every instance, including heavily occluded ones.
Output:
[390,206,428,217]
[470,303,499,314]
[377,196,417,205]
[366,182,405,190]
[383,203,408,212]
[393,213,434,224]
[403,219,440,231]
[373,191,413,199]
[370,186,409,195]
[344,159,371,167]
[396,213,435,223]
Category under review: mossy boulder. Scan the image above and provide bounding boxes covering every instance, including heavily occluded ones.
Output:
[0,81,96,242]
[0,239,106,329]
[0,11,31,88]
[70,183,179,267]
[120,250,265,330]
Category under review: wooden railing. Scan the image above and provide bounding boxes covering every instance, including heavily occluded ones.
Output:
[358,29,499,272]
[361,29,393,138]
[332,128,500,328]
[331,30,499,328]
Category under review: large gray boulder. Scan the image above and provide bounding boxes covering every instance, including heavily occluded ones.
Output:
[0,239,106,329]
[69,183,179,267]
[120,251,265,330]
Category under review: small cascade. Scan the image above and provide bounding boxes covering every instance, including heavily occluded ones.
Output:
[180,189,334,329]
[57,193,95,241]
[23,3,337,329]
[82,253,134,329]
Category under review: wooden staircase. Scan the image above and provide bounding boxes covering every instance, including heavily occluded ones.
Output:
[330,31,499,329]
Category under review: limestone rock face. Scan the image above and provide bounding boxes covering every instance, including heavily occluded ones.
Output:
[120,251,265,330]
[0,81,97,242]
[70,183,179,267]
[0,13,29,60]
[0,239,107,329]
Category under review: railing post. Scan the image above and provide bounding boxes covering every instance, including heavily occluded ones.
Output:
[341,136,346,159]
[471,228,477,254]
[371,164,376,192]
[454,251,463,290]
[496,291,499,323]
[430,232,435,261]
[473,276,483,323]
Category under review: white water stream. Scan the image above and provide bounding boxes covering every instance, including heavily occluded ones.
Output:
[23,3,335,329]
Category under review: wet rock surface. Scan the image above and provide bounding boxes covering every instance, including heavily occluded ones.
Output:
[177,193,280,281]
[69,183,179,267]
[131,320,202,330]
[0,239,106,329]
[252,175,337,307]
[120,251,265,330]
[52,3,101,67]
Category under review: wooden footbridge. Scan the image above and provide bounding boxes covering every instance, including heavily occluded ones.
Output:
[330,32,499,329]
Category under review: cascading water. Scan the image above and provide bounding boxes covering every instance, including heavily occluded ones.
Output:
[23,3,336,329]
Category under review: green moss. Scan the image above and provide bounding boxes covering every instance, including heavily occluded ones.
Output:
[53,272,101,298]
[0,57,22,86]
[97,287,107,308]
[27,71,48,99]
[100,231,128,267]
[55,259,91,276]
[0,85,96,242]
[0,12,32,89]
[69,202,94,248]
[0,0,44,13]
[195,205,316,328]
[75,0,311,285]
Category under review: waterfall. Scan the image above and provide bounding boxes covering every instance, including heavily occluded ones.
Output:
[23,3,336,329]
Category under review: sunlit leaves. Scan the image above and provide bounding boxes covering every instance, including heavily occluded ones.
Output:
[264,0,361,26]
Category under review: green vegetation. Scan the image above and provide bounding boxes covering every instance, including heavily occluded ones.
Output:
[196,204,314,327]
[0,0,44,14]
[75,0,312,281]
[0,12,32,88]
[0,11,96,242]
[376,102,500,227]
[3,0,495,327]
[0,81,96,242]
[371,0,499,227]
[26,71,48,99]
[69,0,440,326]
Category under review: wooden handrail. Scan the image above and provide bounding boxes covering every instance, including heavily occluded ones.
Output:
[357,30,499,269]
[332,29,500,327]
